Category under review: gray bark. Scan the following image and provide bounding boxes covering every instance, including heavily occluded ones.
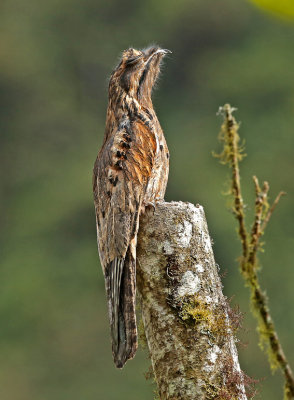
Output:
[137,201,247,400]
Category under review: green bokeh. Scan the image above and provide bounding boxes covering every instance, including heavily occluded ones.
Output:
[250,0,294,18]
[1,0,294,399]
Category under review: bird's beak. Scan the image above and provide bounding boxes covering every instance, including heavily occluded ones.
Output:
[145,48,172,64]
[158,49,172,55]
[151,49,172,57]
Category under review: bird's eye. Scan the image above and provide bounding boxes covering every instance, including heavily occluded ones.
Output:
[125,56,141,66]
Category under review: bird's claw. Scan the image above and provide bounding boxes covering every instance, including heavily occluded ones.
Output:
[145,201,156,212]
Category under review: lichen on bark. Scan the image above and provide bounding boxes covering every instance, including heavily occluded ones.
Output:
[136,201,249,400]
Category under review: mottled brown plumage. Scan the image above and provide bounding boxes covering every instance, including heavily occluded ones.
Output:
[93,46,170,368]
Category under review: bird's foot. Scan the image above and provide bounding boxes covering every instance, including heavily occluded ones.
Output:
[142,201,156,213]
[142,198,164,214]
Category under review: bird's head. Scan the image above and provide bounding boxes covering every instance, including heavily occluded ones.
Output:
[109,46,171,104]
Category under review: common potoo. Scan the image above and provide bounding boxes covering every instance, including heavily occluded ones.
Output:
[93,46,170,368]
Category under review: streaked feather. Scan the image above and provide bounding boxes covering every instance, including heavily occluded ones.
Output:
[93,46,169,368]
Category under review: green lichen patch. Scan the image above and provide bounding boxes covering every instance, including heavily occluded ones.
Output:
[179,296,214,326]
[178,295,240,342]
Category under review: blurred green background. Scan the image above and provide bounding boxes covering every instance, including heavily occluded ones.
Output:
[1,0,294,399]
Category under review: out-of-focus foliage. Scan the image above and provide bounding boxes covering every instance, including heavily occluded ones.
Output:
[250,0,294,19]
[0,0,294,399]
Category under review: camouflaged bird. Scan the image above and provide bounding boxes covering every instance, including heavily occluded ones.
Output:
[93,46,170,368]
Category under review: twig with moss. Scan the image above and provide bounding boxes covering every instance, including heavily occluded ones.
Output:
[215,104,293,399]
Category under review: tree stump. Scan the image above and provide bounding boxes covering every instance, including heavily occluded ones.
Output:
[137,201,247,400]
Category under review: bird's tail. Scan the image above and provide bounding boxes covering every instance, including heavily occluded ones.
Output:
[105,250,138,368]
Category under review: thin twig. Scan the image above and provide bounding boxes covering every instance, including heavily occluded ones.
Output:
[216,104,294,399]
[261,191,286,232]
[217,104,248,266]
[247,177,269,270]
